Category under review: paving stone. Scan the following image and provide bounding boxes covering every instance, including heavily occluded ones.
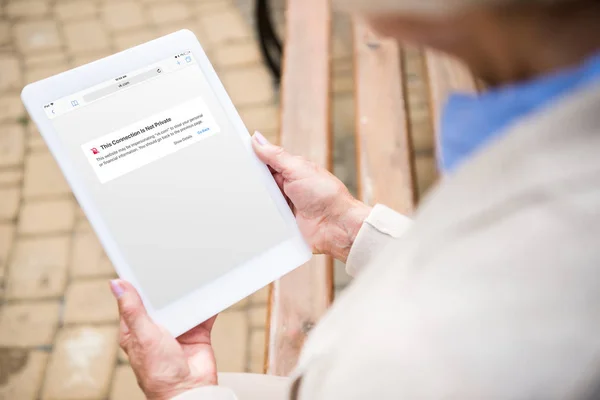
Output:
[0,95,26,121]
[72,51,112,68]
[228,296,249,311]
[0,55,21,92]
[410,120,435,154]
[14,20,61,52]
[333,94,354,139]
[334,137,358,197]
[212,40,261,68]
[248,329,265,373]
[18,199,75,234]
[212,310,248,372]
[0,223,15,278]
[248,305,266,328]
[406,92,429,114]
[0,350,48,400]
[0,301,61,347]
[405,76,435,153]
[74,201,86,218]
[148,2,190,25]
[42,325,119,400]
[154,20,197,37]
[0,123,25,166]
[97,254,116,276]
[249,284,269,305]
[334,105,358,181]
[63,279,119,324]
[0,187,20,221]
[221,66,274,107]
[139,0,174,4]
[0,169,23,186]
[75,218,94,233]
[71,231,116,277]
[6,236,70,299]
[332,36,352,61]
[63,20,110,53]
[0,22,9,45]
[102,2,146,32]
[191,0,234,13]
[333,56,353,75]
[114,29,157,52]
[6,0,50,18]
[27,123,48,151]
[406,93,432,121]
[199,8,250,44]
[404,46,424,68]
[333,72,354,94]
[238,104,278,134]
[178,23,212,50]
[110,365,145,400]
[24,51,68,68]
[25,64,68,84]
[415,154,439,199]
[55,1,97,21]
[23,152,70,198]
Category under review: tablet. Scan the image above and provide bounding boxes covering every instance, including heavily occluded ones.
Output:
[21,30,311,337]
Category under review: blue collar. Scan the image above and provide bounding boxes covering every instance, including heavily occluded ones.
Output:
[439,53,600,173]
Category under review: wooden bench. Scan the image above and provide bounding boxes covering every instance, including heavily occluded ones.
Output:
[264,0,480,376]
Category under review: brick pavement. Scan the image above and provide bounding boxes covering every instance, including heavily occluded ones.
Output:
[0,0,437,398]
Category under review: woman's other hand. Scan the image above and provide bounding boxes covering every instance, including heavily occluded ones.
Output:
[110,280,218,400]
[252,131,371,263]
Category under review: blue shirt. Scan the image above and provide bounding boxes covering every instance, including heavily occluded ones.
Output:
[440,53,600,172]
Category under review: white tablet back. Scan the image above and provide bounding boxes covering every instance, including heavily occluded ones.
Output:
[21,31,311,335]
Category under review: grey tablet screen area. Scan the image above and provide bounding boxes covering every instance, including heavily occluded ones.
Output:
[47,53,290,309]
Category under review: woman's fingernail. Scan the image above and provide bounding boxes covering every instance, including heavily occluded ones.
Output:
[253,131,269,145]
[110,280,125,299]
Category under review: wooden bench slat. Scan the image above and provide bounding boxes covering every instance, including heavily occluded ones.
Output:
[425,50,479,161]
[265,0,333,377]
[353,21,416,214]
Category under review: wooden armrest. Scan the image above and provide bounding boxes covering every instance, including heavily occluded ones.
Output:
[353,20,416,213]
[265,0,333,377]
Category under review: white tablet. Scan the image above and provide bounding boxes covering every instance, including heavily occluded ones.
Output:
[21,30,311,337]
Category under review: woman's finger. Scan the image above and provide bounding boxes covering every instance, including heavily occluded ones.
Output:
[178,315,218,345]
[273,171,285,192]
[110,280,155,343]
[251,131,310,179]
[118,317,131,353]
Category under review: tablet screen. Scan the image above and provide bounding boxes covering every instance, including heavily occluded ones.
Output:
[44,51,291,309]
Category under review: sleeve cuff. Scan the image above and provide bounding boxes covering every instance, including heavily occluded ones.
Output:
[171,386,237,400]
[345,204,412,277]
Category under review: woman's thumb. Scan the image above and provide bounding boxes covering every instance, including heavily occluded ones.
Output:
[110,280,151,333]
[251,131,278,165]
[251,131,304,176]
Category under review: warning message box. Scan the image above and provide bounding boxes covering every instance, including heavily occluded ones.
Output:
[82,97,220,183]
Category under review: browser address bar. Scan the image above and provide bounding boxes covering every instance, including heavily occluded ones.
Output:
[83,67,164,103]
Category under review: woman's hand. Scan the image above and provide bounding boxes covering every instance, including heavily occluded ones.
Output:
[252,132,371,262]
[110,280,218,400]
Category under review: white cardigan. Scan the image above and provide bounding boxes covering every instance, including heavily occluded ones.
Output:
[175,81,600,399]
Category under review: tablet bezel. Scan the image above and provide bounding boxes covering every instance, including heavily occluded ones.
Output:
[21,29,312,337]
